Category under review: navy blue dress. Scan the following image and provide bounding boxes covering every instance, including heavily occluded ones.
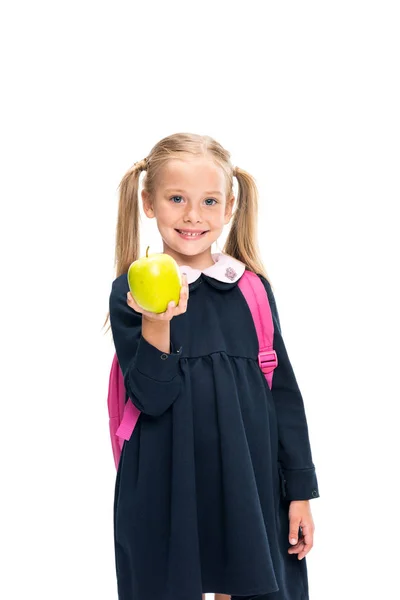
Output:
[109,268,320,600]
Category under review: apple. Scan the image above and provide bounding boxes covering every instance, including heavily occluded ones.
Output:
[127,246,182,313]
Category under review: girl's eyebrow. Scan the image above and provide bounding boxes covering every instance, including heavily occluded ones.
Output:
[164,188,223,197]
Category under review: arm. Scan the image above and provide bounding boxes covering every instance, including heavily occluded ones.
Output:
[109,277,183,417]
[260,276,320,502]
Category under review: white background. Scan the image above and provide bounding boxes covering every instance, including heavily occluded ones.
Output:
[1,1,399,599]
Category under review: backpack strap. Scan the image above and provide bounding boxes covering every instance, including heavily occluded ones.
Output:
[238,270,278,389]
[116,390,140,441]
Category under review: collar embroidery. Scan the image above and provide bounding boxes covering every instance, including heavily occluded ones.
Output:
[179,252,246,284]
[225,266,237,281]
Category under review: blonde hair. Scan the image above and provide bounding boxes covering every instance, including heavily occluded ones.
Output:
[103,132,273,333]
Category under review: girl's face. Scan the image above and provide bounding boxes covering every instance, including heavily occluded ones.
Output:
[142,157,234,268]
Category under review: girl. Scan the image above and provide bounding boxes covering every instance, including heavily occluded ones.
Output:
[105,133,320,600]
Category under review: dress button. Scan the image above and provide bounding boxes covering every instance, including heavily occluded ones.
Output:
[160,353,168,360]
[312,489,318,497]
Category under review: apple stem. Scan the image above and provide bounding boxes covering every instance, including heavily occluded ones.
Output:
[146,246,150,258]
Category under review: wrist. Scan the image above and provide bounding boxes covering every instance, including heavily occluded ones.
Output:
[142,317,170,353]
[142,315,170,327]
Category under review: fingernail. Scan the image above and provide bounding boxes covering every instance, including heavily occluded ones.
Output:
[290,538,297,544]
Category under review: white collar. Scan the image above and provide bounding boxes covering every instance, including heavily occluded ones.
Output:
[178,252,246,284]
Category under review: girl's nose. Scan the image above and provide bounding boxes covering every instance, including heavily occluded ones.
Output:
[183,206,202,223]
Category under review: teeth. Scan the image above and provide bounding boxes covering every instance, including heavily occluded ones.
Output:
[178,230,203,237]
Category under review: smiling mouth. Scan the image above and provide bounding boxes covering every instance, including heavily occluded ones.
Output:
[175,229,208,238]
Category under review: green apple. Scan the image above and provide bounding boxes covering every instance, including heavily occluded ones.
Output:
[127,247,182,313]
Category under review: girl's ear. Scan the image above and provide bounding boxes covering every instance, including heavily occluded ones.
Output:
[224,195,235,224]
[142,189,155,218]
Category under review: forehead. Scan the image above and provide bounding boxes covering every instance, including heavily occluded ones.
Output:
[158,157,227,194]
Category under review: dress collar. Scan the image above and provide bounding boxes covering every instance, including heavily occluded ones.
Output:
[178,252,246,284]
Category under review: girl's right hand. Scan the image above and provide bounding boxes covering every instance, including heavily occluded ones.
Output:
[126,273,189,323]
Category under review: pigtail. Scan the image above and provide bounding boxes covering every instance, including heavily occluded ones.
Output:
[224,166,272,286]
[115,161,144,276]
[102,160,145,333]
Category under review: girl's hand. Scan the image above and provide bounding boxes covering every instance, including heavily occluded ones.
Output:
[287,500,315,560]
[126,273,189,323]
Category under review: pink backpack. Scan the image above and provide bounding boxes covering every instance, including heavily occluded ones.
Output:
[107,270,278,470]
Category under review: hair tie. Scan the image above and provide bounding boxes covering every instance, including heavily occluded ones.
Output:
[134,158,148,172]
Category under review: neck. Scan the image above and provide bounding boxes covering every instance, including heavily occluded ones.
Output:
[162,245,217,270]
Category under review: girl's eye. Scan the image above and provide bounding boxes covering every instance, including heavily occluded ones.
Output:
[170,196,184,203]
[204,198,217,206]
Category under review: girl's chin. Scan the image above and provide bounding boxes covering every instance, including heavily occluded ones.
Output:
[165,240,211,257]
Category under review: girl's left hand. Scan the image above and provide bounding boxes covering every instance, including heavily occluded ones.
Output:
[287,500,315,560]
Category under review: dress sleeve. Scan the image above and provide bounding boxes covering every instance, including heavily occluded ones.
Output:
[109,277,183,417]
[260,276,320,502]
